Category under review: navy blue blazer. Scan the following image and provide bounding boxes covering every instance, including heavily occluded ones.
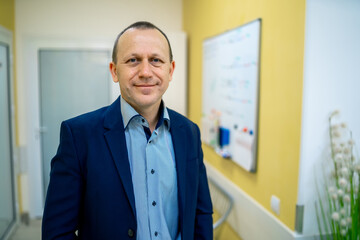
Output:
[42,97,213,240]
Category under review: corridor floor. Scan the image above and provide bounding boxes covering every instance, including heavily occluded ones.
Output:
[9,219,41,240]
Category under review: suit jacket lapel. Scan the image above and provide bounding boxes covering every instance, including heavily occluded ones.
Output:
[103,97,136,217]
[168,110,187,231]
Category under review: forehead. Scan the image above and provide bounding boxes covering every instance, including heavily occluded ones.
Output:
[117,28,169,56]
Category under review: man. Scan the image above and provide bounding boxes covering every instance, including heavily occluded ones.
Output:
[42,21,213,240]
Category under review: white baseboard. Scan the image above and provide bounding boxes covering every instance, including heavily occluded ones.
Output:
[205,162,317,240]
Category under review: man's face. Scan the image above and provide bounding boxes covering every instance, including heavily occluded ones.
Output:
[110,28,175,113]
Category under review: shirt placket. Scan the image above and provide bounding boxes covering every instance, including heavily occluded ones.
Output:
[146,128,161,239]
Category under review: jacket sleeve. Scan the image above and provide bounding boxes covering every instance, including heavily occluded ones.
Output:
[42,121,83,240]
[194,125,214,240]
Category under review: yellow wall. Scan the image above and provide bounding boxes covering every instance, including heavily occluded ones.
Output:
[0,0,15,31]
[183,0,305,230]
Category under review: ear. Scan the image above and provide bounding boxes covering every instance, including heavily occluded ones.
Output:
[109,62,119,83]
[168,60,175,82]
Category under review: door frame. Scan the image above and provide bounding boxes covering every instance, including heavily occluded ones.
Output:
[21,36,117,218]
[0,25,18,239]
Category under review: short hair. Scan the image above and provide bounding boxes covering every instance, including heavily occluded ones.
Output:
[112,21,173,63]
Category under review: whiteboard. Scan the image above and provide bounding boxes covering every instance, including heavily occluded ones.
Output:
[201,19,261,172]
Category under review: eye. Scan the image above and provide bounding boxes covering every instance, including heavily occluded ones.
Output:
[151,58,163,65]
[126,58,137,63]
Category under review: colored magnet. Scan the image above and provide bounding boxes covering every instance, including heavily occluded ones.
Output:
[219,127,230,147]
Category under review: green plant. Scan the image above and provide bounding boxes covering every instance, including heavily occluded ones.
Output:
[316,110,360,240]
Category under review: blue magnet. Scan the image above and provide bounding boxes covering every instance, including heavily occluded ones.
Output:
[219,127,230,147]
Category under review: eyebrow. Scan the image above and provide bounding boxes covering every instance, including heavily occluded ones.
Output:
[122,53,166,61]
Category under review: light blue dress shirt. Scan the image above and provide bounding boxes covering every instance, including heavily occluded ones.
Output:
[120,97,181,240]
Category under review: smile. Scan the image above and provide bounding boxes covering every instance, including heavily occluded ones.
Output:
[135,84,156,87]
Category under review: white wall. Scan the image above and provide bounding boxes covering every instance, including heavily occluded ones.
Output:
[15,0,183,218]
[15,0,183,147]
[298,0,360,236]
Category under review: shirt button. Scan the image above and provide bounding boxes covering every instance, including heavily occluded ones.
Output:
[128,228,134,238]
[142,119,145,123]
[149,140,152,144]
[151,169,155,174]
[152,201,156,206]
[154,231,158,237]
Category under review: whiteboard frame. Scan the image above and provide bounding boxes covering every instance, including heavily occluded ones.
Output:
[201,18,262,172]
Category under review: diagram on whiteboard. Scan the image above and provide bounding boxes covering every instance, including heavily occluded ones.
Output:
[201,19,261,172]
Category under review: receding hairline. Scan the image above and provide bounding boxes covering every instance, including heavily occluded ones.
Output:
[112,22,173,63]
[117,28,169,54]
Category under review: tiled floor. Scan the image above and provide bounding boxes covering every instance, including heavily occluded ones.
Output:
[9,219,41,240]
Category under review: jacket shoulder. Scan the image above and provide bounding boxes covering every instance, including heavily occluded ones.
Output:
[167,108,200,133]
[167,108,194,125]
[63,105,109,129]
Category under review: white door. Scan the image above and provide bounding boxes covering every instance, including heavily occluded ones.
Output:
[39,49,111,199]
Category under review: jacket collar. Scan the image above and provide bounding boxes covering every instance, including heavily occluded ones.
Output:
[103,97,136,217]
[103,97,123,130]
[168,110,187,233]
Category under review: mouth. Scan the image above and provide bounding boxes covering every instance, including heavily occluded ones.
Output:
[135,84,156,87]
[134,83,158,95]
[134,81,159,88]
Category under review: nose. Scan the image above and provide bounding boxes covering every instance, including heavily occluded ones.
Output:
[139,60,152,79]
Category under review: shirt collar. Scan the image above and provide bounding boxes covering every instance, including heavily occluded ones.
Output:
[120,96,170,130]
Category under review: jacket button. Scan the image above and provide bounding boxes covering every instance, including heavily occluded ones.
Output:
[128,228,134,238]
